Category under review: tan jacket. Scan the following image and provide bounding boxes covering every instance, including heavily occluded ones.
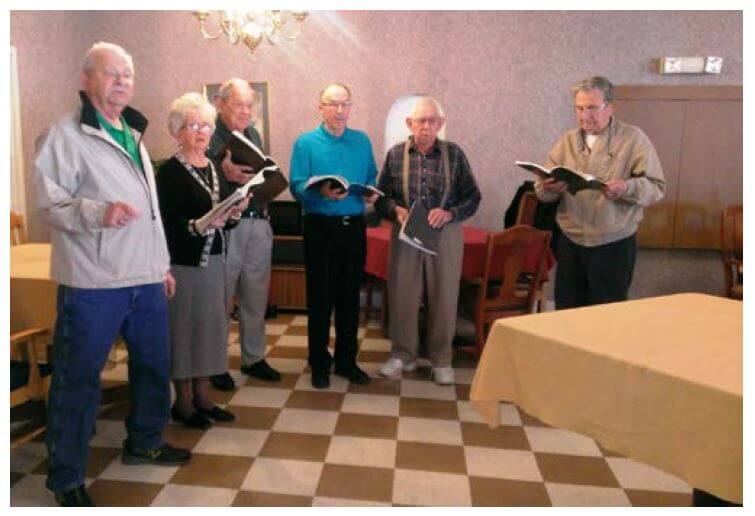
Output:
[534,118,665,247]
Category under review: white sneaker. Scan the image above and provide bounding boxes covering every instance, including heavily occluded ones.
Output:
[432,367,455,385]
[380,357,417,377]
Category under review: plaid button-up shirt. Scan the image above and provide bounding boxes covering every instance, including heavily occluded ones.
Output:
[376,138,481,222]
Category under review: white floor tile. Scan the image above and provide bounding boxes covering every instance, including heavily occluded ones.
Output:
[464,446,542,482]
[265,324,289,336]
[9,474,58,506]
[524,426,602,457]
[325,436,397,469]
[400,379,457,401]
[545,482,631,507]
[89,419,128,448]
[359,337,392,352]
[98,458,178,484]
[606,457,692,493]
[276,335,309,348]
[151,484,237,506]
[453,367,477,385]
[313,496,391,506]
[341,393,399,417]
[266,357,307,373]
[457,401,522,426]
[392,468,471,506]
[273,408,339,435]
[397,417,462,446]
[290,315,309,326]
[229,386,291,408]
[241,457,323,496]
[192,427,269,457]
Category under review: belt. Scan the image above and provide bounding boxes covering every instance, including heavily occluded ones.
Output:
[306,213,364,226]
[242,210,269,220]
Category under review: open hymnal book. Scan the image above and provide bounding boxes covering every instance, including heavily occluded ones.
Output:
[305,175,383,197]
[398,202,440,255]
[515,161,605,195]
[193,171,265,234]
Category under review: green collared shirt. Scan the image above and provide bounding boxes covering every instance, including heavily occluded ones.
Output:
[95,110,143,170]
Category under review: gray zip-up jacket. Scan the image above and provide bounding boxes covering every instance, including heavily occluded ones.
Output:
[34,92,170,288]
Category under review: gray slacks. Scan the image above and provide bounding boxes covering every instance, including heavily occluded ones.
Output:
[225,217,273,366]
[387,221,463,368]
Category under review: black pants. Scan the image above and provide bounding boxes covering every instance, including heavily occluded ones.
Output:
[555,233,637,310]
[303,214,366,374]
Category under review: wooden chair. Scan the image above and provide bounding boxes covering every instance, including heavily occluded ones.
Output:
[472,225,552,355]
[10,210,28,246]
[514,192,549,312]
[721,205,743,300]
[10,328,52,448]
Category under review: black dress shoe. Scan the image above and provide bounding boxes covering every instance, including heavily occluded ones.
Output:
[194,404,236,422]
[171,405,213,430]
[241,359,282,382]
[311,370,330,389]
[334,365,371,385]
[210,372,236,391]
[55,485,95,507]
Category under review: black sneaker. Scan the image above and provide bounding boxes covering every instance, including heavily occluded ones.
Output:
[241,359,282,382]
[210,372,236,391]
[334,365,371,385]
[311,370,330,389]
[55,485,94,507]
[121,442,191,466]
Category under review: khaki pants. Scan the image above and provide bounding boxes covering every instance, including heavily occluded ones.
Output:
[387,222,463,367]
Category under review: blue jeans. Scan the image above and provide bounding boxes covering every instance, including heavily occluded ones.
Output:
[45,283,171,494]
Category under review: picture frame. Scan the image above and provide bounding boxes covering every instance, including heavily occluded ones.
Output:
[203,81,271,155]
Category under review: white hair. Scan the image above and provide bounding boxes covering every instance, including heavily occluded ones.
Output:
[82,41,134,74]
[167,92,217,136]
[409,95,445,119]
[218,78,253,101]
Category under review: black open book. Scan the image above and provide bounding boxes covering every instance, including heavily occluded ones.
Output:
[399,202,440,255]
[305,175,383,197]
[515,161,605,195]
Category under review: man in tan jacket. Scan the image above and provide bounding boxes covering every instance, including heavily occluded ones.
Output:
[535,76,665,308]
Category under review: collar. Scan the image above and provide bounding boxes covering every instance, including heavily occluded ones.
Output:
[578,117,616,157]
[78,90,148,134]
[318,123,349,140]
[408,135,442,155]
[214,115,232,141]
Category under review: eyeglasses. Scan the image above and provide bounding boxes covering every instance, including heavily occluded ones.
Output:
[321,101,352,110]
[98,68,133,81]
[182,122,213,132]
[410,117,442,126]
[574,103,607,114]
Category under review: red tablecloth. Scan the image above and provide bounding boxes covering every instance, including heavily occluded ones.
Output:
[365,225,555,281]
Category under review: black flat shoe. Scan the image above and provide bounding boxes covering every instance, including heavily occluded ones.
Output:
[55,485,94,507]
[194,404,235,422]
[241,359,282,382]
[311,370,330,389]
[171,405,213,429]
[210,372,236,391]
[335,365,371,385]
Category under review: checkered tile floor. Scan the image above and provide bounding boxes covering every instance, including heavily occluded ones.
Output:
[10,313,693,506]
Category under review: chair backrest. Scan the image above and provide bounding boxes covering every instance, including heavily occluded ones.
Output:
[10,211,27,246]
[478,225,552,315]
[515,191,539,226]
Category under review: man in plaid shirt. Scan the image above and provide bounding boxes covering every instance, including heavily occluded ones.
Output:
[375,96,481,385]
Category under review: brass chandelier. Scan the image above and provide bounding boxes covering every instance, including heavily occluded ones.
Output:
[193,10,309,53]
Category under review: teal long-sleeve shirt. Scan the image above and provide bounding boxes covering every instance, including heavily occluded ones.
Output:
[289,124,377,215]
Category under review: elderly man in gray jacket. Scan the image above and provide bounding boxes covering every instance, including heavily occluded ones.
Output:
[35,42,190,507]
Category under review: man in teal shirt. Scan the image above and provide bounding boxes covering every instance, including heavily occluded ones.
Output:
[289,83,378,389]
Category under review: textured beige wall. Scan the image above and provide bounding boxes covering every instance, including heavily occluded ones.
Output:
[11,10,742,252]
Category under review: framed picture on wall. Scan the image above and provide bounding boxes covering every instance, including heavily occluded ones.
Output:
[203,81,271,155]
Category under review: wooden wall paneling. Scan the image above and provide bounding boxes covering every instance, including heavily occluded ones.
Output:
[614,99,684,248]
[674,100,743,249]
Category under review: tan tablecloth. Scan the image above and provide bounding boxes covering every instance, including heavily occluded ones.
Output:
[10,243,57,334]
[470,293,742,503]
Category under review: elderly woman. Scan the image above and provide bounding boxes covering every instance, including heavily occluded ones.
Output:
[156,92,246,429]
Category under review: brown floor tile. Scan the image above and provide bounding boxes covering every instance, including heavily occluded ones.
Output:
[460,422,531,450]
[269,313,297,324]
[267,346,308,359]
[206,388,236,406]
[363,327,388,339]
[535,453,620,487]
[10,472,24,487]
[334,413,398,439]
[86,479,163,506]
[402,368,434,382]
[31,446,120,478]
[162,423,208,451]
[259,432,331,462]
[225,406,280,431]
[396,441,467,474]
[265,334,280,347]
[243,372,299,389]
[400,397,459,420]
[316,463,394,503]
[285,390,344,411]
[285,325,308,336]
[455,383,471,401]
[170,453,253,489]
[233,490,312,506]
[99,401,132,420]
[347,376,401,396]
[228,356,242,370]
[358,350,392,363]
[624,489,692,507]
[469,476,552,506]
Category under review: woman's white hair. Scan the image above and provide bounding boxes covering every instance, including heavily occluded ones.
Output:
[167,92,217,136]
[82,42,134,73]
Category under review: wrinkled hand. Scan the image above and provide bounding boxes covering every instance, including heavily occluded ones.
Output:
[164,271,176,299]
[235,196,251,213]
[103,201,140,228]
[319,182,348,201]
[603,179,628,200]
[364,192,380,206]
[542,178,568,194]
[394,206,409,225]
[222,150,254,183]
[428,208,453,229]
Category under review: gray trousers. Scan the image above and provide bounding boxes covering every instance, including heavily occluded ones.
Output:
[387,221,463,368]
[225,217,273,366]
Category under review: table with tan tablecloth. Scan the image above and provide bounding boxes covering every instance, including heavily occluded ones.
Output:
[10,243,57,334]
[470,293,742,503]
